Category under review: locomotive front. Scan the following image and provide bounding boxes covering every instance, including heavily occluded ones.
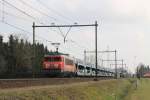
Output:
[43,54,76,77]
[43,55,64,76]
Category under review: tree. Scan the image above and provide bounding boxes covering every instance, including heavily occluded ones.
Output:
[137,63,150,78]
[0,55,6,74]
[0,35,6,74]
[0,34,50,77]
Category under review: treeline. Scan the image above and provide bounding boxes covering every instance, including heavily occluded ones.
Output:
[137,63,150,78]
[0,35,49,77]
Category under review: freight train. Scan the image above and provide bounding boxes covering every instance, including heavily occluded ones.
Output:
[42,53,115,77]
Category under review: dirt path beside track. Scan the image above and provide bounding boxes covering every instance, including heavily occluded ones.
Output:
[0,78,109,89]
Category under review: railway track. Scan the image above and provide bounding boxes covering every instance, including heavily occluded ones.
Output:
[0,77,112,89]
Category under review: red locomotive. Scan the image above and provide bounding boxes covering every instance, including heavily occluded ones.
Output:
[43,53,76,76]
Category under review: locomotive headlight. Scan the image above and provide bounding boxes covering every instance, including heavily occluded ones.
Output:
[54,64,59,68]
[44,63,49,68]
[45,63,49,68]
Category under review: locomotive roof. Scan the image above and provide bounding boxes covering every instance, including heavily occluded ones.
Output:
[45,52,69,56]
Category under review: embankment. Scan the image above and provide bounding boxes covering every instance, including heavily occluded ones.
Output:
[0,79,135,100]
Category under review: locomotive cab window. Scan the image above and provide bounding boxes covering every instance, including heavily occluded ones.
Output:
[44,56,63,62]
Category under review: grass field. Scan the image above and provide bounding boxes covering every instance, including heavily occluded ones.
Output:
[126,78,150,100]
[0,79,134,100]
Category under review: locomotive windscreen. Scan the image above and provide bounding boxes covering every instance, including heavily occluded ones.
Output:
[44,56,62,62]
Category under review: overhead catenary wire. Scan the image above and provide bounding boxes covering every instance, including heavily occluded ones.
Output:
[8,0,68,39]
[0,9,33,22]
[19,0,77,38]
[18,0,57,21]
[3,0,36,20]
[1,0,89,53]
[2,0,48,25]
[57,27,65,37]
[24,0,81,45]
[64,27,72,43]
[56,26,88,48]
[0,1,65,38]
[0,2,55,38]
[0,3,68,45]
[2,21,31,34]
[0,20,52,43]
[0,4,74,45]
[2,0,5,22]
[36,0,75,24]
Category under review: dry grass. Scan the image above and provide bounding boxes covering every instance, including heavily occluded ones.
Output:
[0,79,133,100]
[126,78,150,100]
